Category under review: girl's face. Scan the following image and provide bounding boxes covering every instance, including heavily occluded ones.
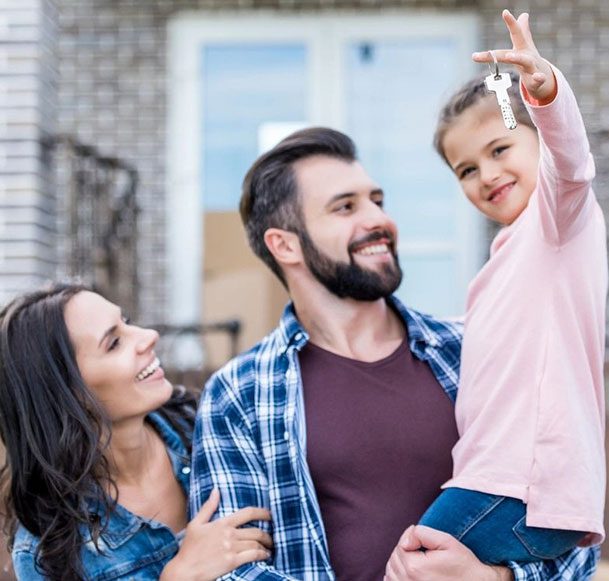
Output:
[64,291,172,425]
[442,99,540,225]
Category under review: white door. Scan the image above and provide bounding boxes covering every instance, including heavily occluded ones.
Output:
[167,12,483,324]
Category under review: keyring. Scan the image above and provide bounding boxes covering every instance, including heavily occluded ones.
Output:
[488,50,500,79]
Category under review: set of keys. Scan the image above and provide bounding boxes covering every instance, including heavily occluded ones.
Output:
[484,51,517,130]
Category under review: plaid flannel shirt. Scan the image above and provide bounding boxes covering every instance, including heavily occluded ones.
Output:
[190,296,600,580]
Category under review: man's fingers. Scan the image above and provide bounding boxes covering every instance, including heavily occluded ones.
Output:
[398,525,422,551]
[225,506,272,527]
[408,525,456,551]
[385,550,407,581]
[192,488,220,523]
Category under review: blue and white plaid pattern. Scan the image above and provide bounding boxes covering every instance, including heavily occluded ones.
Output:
[190,296,599,580]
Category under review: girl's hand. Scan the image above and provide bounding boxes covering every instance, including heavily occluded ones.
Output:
[472,9,557,105]
[160,489,273,581]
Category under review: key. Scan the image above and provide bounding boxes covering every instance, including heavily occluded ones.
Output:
[484,72,517,130]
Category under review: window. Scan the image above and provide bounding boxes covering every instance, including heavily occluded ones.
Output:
[167,12,483,324]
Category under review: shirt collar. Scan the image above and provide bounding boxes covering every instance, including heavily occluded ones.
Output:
[276,295,446,354]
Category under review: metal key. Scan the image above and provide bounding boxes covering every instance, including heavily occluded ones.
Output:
[485,70,517,130]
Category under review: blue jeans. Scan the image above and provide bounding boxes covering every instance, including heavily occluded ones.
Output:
[419,488,587,564]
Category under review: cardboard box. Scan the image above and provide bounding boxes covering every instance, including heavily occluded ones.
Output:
[202,211,287,371]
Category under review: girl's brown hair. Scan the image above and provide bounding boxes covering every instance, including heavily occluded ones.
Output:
[433,74,536,165]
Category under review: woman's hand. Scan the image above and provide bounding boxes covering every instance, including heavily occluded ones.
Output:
[472,9,557,105]
[160,489,273,581]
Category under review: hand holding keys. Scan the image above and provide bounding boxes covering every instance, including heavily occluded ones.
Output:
[474,10,557,112]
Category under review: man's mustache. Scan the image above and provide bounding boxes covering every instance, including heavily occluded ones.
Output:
[348,230,396,254]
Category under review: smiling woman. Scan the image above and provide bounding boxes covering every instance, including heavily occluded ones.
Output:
[0,283,272,581]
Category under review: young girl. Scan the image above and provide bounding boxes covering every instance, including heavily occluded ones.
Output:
[415,9,606,564]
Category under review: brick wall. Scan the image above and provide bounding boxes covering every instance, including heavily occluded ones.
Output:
[0,0,59,305]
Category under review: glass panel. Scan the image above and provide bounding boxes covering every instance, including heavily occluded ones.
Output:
[345,38,468,316]
[345,38,463,241]
[202,44,308,211]
[396,255,458,318]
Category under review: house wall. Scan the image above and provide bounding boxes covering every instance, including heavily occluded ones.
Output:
[53,0,609,328]
[0,0,59,306]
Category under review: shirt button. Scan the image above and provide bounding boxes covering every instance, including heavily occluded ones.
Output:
[181,466,191,475]
[294,332,303,341]
[284,431,289,440]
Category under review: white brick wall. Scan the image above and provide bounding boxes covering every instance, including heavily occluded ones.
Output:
[0,0,58,306]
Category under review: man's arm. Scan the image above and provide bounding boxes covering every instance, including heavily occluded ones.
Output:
[189,373,300,581]
[507,545,600,581]
[384,525,600,581]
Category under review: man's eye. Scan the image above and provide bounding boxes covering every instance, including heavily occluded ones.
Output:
[336,202,353,212]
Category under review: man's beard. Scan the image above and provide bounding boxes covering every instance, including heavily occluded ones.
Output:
[298,229,402,301]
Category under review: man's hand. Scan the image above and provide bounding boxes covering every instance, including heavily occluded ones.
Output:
[384,525,514,581]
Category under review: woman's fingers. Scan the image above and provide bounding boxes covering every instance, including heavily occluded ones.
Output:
[231,548,272,569]
[225,506,271,527]
[192,488,221,524]
[235,527,273,549]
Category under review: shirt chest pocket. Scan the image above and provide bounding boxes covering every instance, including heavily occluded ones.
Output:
[82,523,178,581]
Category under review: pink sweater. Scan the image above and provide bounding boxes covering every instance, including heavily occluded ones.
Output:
[444,68,607,542]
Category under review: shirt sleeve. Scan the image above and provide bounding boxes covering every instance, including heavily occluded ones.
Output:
[525,65,596,245]
[507,545,600,581]
[189,373,300,581]
[12,549,46,580]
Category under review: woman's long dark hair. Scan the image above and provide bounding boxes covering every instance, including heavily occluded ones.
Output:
[0,283,196,579]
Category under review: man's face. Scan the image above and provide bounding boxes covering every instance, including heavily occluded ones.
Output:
[293,155,402,301]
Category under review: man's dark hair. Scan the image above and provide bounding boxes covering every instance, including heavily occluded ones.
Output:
[240,127,357,286]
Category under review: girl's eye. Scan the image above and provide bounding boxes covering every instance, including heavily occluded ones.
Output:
[493,145,509,157]
[108,337,120,352]
[459,166,476,179]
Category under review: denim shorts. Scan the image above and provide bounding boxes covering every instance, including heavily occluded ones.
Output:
[419,488,587,564]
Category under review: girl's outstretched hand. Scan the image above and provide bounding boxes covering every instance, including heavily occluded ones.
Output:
[160,488,273,581]
[472,9,557,105]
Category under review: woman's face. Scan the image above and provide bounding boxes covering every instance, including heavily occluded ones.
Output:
[64,291,172,425]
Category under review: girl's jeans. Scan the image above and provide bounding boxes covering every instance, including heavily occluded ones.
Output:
[419,488,587,564]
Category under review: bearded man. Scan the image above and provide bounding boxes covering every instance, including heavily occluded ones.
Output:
[189,128,599,581]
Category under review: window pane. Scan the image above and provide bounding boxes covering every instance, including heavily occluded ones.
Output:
[202,44,308,211]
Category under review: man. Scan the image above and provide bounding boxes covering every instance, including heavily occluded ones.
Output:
[189,128,599,580]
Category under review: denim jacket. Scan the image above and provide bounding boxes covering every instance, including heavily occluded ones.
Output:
[12,412,192,580]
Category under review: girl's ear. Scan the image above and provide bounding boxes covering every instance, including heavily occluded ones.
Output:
[263,228,302,266]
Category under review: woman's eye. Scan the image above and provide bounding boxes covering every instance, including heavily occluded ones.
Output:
[122,315,131,325]
[493,145,509,157]
[108,337,120,352]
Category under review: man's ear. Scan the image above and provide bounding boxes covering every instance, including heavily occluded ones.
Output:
[263,228,302,266]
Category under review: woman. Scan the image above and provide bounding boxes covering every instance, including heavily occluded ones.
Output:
[0,283,272,580]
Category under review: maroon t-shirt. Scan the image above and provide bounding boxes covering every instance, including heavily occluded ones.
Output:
[299,335,459,581]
